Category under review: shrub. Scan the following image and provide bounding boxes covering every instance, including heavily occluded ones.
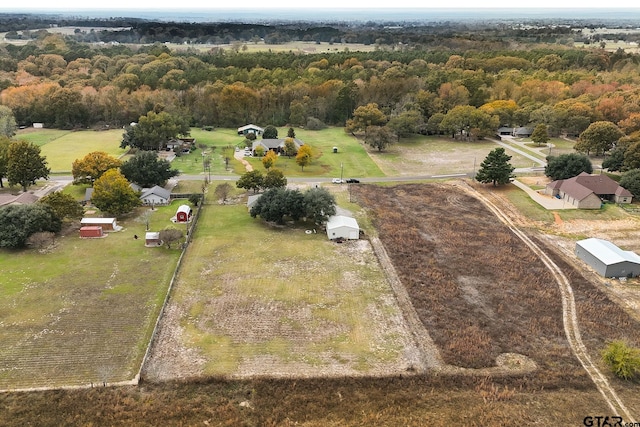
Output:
[306,117,327,130]
[601,340,640,380]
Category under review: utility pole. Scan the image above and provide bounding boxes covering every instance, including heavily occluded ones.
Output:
[340,162,344,183]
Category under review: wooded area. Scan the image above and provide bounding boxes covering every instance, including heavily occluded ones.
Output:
[1,15,640,149]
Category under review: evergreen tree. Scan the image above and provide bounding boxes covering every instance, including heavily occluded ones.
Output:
[7,140,50,192]
[475,147,515,186]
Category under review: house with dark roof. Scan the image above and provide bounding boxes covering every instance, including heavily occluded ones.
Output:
[545,172,633,209]
[251,138,304,156]
[512,127,534,138]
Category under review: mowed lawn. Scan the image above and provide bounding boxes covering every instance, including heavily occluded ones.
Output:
[0,203,183,389]
[16,129,127,174]
[143,197,418,380]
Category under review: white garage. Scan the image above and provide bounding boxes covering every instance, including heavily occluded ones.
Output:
[326,215,359,240]
[575,238,640,278]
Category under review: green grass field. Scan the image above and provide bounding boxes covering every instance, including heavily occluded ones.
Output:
[0,203,183,389]
[16,128,127,174]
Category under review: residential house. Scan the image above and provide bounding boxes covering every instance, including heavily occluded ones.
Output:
[251,138,304,156]
[545,172,633,209]
[139,185,171,206]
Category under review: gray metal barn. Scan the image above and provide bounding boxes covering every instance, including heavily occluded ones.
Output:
[575,238,640,278]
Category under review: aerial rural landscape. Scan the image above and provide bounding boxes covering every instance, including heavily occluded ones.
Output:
[1,6,640,426]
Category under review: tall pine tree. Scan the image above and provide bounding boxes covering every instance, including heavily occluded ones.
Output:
[475,147,515,186]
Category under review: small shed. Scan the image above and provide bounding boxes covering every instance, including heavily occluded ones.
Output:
[145,231,162,247]
[79,226,104,238]
[575,238,640,278]
[326,215,360,240]
[175,205,192,223]
[81,217,117,231]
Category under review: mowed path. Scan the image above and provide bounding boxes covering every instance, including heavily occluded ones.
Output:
[465,183,635,423]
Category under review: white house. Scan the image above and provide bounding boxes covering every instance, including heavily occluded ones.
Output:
[237,124,264,136]
[139,185,171,206]
[326,215,360,240]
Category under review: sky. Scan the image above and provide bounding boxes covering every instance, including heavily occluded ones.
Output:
[1,0,638,10]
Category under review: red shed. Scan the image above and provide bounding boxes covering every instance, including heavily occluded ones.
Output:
[80,226,104,238]
[176,205,192,223]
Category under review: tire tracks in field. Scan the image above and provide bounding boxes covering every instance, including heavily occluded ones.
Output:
[462,182,635,422]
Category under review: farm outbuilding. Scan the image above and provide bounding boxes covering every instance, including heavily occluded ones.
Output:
[80,217,117,231]
[145,231,162,247]
[175,205,192,223]
[79,226,104,238]
[326,215,360,240]
[575,238,640,278]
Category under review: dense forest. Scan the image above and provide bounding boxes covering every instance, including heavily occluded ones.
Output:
[1,14,640,151]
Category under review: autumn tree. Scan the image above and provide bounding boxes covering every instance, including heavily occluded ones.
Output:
[345,103,387,134]
[387,110,423,139]
[38,191,84,221]
[91,169,141,216]
[575,121,623,156]
[475,147,515,186]
[545,153,593,181]
[365,125,396,152]
[120,150,179,188]
[72,151,122,185]
[7,140,50,192]
[530,124,550,147]
[283,137,297,158]
[121,110,190,151]
[296,144,313,171]
[262,150,278,170]
[622,141,640,171]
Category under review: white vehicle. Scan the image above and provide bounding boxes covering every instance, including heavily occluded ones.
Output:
[332,178,344,184]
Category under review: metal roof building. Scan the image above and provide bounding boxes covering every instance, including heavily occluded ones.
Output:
[326,215,360,240]
[575,238,640,278]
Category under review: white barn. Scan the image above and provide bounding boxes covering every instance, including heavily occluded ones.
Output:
[326,215,359,240]
[575,238,640,278]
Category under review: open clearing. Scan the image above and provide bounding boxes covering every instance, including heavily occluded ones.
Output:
[143,199,423,380]
[16,128,127,173]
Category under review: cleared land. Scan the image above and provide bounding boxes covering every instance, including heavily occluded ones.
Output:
[143,196,422,380]
[0,202,182,389]
[367,136,535,176]
[15,128,127,173]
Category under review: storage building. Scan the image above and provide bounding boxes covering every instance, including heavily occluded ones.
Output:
[175,205,192,223]
[145,231,162,247]
[326,215,360,240]
[575,238,640,278]
[79,226,104,238]
[80,217,117,231]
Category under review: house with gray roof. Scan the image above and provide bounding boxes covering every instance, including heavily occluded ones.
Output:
[575,238,640,278]
[251,138,304,156]
[139,185,171,206]
[544,172,632,209]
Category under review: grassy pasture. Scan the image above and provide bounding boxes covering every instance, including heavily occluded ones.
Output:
[143,196,415,379]
[16,128,127,174]
[0,203,183,389]
[367,135,534,176]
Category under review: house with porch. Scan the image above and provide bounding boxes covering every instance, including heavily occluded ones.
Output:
[545,172,633,209]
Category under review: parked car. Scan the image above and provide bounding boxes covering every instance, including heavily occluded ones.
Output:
[345,178,360,183]
[332,178,344,184]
